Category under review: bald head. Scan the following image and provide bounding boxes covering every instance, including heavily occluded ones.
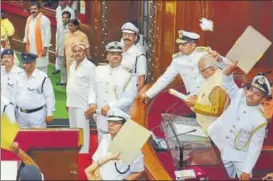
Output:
[198,54,218,79]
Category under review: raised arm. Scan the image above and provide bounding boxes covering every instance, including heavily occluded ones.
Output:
[222,62,241,99]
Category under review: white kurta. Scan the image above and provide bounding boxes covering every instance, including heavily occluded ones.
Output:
[23,14,51,68]
[66,58,96,153]
[93,65,137,133]
[208,74,266,177]
[55,5,75,51]
[146,49,208,98]
[92,134,144,180]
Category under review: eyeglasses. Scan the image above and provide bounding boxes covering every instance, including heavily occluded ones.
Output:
[199,66,212,73]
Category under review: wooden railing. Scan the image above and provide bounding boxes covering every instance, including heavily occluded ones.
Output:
[130,84,172,180]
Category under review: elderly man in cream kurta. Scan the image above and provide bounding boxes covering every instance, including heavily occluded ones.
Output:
[23,2,51,74]
[185,54,230,132]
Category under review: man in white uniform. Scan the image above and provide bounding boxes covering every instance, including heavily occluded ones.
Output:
[121,22,147,92]
[53,0,75,75]
[140,30,210,103]
[23,1,51,74]
[66,41,96,153]
[208,62,270,180]
[1,95,16,124]
[1,49,23,100]
[12,53,55,128]
[85,109,144,180]
[85,41,137,142]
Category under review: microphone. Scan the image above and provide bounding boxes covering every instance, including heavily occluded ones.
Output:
[151,129,197,152]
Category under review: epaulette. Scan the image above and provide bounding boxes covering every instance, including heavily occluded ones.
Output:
[259,108,271,122]
[196,46,211,52]
[172,52,182,59]
[121,66,133,74]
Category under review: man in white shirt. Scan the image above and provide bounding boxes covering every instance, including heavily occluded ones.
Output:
[140,30,210,103]
[85,109,144,180]
[23,1,51,74]
[1,95,16,124]
[12,53,55,128]
[1,49,23,100]
[121,22,147,92]
[66,41,96,153]
[53,0,75,75]
[55,11,71,86]
[208,62,270,180]
[85,41,137,142]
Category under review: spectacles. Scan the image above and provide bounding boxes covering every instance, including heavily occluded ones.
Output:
[199,66,212,73]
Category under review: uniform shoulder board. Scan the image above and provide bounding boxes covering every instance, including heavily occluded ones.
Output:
[259,108,270,122]
[172,52,182,59]
[196,46,211,52]
[121,66,133,74]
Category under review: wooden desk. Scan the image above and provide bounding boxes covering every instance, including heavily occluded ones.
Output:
[1,128,83,180]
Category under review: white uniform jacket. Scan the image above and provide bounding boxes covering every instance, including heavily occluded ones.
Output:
[208,74,267,174]
[145,48,208,98]
[93,65,137,132]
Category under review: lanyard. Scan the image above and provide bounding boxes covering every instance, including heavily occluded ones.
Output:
[234,121,267,150]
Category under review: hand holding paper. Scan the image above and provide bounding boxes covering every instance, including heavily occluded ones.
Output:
[169,89,189,101]
[1,115,20,151]
[108,119,151,165]
[226,26,272,74]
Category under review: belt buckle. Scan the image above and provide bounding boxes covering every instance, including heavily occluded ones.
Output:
[21,109,27,113]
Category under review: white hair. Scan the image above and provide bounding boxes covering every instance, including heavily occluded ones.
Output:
[199,54,217,70]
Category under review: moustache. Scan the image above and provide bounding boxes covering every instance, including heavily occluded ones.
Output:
[123,38,132,42]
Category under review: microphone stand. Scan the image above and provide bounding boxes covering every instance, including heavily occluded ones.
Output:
[165,115,184,170]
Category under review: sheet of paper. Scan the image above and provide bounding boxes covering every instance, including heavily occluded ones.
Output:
[169,89,188,101]
[226,25,271,74]
[108,119,152,165]
[1,161,18,180]
[1,115,20,151]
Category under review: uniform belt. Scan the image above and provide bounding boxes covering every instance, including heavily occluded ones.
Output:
[19,106,44,113]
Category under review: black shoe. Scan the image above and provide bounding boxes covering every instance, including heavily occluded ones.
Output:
[52,70,60,75]
[56,82,66,86]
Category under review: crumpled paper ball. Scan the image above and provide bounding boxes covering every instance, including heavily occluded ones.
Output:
[200,17,214,32]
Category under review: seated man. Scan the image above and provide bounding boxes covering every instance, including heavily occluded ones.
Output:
[85,109,144,180]
[185,54,229,132]
[208,62,271,180]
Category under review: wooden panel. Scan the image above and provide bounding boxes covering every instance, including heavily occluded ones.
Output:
[29,149,79,180]
[131,85,172,180]
[152,1,273,83]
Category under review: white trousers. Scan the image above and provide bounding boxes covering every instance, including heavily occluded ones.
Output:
[55,57,60,70]
[223,160,252,178]
[36,66,48,75]
[16,107,47,128]
[58,56,67,83]
[68,107,90,154]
